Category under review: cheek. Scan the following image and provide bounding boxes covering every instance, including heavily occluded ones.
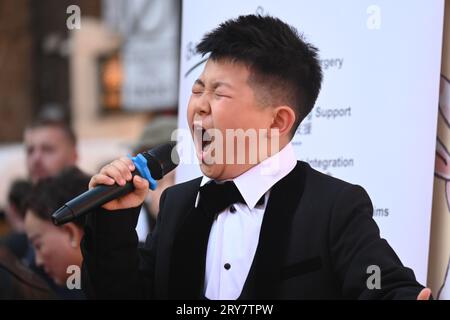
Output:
[38,241,57,267]
[210,102,235,127]
[40,151,55,166]
[212,99,258,127]
[45,151,68,170]
[42,235,70,265]
[187,97,196,121]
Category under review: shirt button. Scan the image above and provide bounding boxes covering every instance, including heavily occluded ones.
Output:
[224,263,231,270]
[229,205,236,213]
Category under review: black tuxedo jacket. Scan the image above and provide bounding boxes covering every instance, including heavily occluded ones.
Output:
[81,161,424,299]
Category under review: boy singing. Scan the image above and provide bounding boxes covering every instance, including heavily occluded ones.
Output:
[82,14,429,300]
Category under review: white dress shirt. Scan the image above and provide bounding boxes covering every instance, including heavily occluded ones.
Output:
[200,142,297,300]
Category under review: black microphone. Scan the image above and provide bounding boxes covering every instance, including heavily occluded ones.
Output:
[51,142,179,226]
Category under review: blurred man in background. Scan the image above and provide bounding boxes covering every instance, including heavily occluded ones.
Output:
[24,117,78,184]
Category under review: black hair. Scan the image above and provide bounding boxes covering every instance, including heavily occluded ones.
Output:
[196,14,323,135]
[7,179,32,219]
[25,167,90,227]
[25,117,77,146]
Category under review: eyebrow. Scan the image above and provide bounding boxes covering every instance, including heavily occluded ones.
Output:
[193,79,205,87]
[193,79,234,90]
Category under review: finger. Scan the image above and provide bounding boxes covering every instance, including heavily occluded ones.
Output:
[101,163,127,186]
[89,174,115,189]
[111,159,133,181]
[119,156,135,171]
[417,288,432,300]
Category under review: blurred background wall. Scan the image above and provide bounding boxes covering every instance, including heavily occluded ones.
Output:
[0,0,180,208]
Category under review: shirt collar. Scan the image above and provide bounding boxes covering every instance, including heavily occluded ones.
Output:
[198,142,297,209]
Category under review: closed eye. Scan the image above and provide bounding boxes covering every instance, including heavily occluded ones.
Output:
[192,79,205,95]
[191,84,204,95]
[214,92,231,98]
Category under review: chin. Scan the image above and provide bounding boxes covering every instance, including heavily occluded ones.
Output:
[200,163,242,181]
[199,163,225,180]
[199,163,218,178]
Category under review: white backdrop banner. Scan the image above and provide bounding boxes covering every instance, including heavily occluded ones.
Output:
[176,0,445,285]
[103,0,180,110]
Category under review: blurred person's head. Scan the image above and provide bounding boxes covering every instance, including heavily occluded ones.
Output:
[5,179,32,232]
[133,116,177,217]
[24,167,89,286]
[24,117,78,184]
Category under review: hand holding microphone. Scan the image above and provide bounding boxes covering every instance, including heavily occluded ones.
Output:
[89,156,149,211]
[52,142,178,225]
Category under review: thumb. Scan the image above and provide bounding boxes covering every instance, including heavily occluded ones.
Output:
[133,174,149,191]
[417,288,432,300]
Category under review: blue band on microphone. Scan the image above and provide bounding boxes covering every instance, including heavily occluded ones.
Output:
[128,154,157,190]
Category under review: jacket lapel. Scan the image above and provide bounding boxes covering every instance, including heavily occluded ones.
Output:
[244,161,307,299]
[168,179,212,299]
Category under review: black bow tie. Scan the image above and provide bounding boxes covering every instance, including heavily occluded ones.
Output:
[198,181,265,217]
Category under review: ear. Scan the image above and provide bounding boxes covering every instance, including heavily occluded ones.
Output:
[269,106,296,138]
[61,223,83,249]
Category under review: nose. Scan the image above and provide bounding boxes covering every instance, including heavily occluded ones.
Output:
[35,252,44,267]
[193,92,211,116]
[29,149,42,164]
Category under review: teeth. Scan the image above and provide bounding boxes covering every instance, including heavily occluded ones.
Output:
[202,133,211,151]
[193,126,203,147]
[203,130,211,142]
[193,125,211,150]
[203,141,213,153]
[193,125,205,152]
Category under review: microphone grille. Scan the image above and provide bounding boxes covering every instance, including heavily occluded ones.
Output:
[142,142,179,180]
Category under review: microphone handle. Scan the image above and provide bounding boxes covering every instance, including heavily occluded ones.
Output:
[64,171,138,221]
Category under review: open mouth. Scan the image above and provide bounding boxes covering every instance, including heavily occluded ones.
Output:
[193,124,214,160]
